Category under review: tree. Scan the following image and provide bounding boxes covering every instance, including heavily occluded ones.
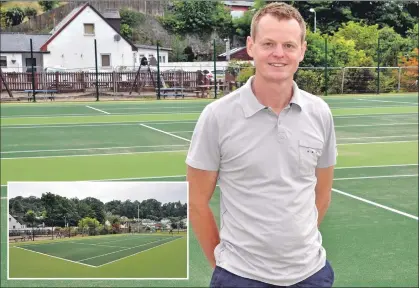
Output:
[38,1,59,12]
[5,7,25,26]
[160,0,232,37]
[23,210,36,241]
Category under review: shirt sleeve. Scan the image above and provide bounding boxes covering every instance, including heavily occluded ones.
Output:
[185,105,220,171]
[317,105,337,168]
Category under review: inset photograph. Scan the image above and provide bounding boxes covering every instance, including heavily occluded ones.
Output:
[7,181,188,279]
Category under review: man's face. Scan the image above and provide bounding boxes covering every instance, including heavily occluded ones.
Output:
[246,15,307,83]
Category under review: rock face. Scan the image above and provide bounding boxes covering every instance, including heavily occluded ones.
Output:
[134,13,225,59]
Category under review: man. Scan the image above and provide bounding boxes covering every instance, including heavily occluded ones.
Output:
[186,2,337,287]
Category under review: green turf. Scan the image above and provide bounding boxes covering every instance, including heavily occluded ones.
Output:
[1,95,418,287]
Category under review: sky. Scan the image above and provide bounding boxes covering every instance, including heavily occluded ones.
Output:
[7,181,188,204]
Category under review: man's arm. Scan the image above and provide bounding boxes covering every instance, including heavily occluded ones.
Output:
[315,166,334,227]
[187,165,219,268]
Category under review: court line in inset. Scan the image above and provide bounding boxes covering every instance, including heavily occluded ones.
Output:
[332,188,418,221]
[77,238,173,262]
[95,237,184,268]
[85,106,110,115]
[139,124,191,143]
[13,246,97,268]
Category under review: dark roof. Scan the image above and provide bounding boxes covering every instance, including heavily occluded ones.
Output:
[135,44,172,51]
[41,3,137,52]
[0,33,51,52]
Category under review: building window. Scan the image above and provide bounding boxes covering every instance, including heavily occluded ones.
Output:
[84,23,95,35]
[101,54,111,67]
[9,218,11,222]
[0,56,7,67]
[13,226,15,229]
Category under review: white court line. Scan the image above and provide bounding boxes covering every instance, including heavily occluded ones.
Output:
[77,238,170,262]
[332,188,418,221]
[338,140,417,145]
[1,144,189,154]
[1,121,197,129]
[139,124,191,142]
[96,237,184,268]
[357,98,418,105]
[0,149,188,160]
[332,112,418,118]
[339,135,418,140]
[13,246,97,268]
[335,122,417,128]
[66,242,129,249]
[85,106,110,115]
[335,163,418,169]
[334,174,418,180]
[1,165,417,187]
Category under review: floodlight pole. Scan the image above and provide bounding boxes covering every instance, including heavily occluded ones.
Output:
[309,8,317,33]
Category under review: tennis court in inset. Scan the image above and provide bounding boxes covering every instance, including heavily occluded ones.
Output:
[13,234,183,267]
[1,93,418,286]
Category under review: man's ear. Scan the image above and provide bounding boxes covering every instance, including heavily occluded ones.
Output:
[246,36,254,58]
[299,40,307,62]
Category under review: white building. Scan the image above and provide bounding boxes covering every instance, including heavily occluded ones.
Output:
[8,214,26,230]
[0,3,170,72]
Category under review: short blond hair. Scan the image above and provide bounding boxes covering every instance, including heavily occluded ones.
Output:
[250,2,306,43]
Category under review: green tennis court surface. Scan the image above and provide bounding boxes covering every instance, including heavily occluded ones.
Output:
[12,234,183,267]
[1,93,418,286]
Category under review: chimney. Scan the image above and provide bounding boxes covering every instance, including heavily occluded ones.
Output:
[103,9,121,32]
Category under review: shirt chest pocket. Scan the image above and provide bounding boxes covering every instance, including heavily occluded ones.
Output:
[298,140,323,176]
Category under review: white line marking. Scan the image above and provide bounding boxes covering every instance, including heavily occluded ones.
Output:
[334,174,418,180]
[332,188,418,221]
[66,242,129,248]
[339,135,418,140]
[333,112,418,118]
[14,246,97,268]
[1,144,189,154]
[335,122,417,128]
[0,149,188,160]
[1,121,197,129]
[338,140,418,145]
[96,237,184,268]
[357,98,418,104]
[77,238,170,262]
[331,105,417,109]
[335,164,418,169]
[2,165,417,187]
[85,106,110,115]
[139,124,191,142]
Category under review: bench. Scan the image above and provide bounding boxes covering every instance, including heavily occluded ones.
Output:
[157,87,185,99]
[24,89,57,101]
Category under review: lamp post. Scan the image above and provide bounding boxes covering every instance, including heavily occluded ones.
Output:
[309,8,316,33]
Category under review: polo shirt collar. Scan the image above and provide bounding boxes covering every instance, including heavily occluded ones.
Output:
[240,76,304,118]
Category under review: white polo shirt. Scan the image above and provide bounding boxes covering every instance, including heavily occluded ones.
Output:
[186,76,337,286]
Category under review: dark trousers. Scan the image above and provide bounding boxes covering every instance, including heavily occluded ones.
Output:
[210,260,335,288]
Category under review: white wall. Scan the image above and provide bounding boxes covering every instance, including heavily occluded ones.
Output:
[43,6,135,71]
[136,48,169,65]
[9,215,25,229]
[0,53,23,72]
